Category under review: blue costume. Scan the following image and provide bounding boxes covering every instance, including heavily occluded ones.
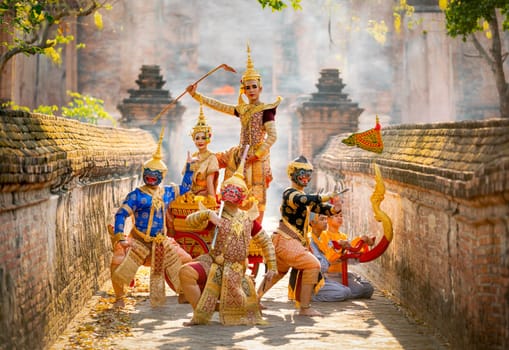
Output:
[110,130,194,307]
[114,164,192,237]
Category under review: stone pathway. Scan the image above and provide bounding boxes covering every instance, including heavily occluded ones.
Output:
[51,267,449,350]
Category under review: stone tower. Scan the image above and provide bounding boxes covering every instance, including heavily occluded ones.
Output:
[296,68,363,162]
[117,65,185,180]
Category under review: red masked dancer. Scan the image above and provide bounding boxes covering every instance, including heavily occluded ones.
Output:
[178,154,277,326]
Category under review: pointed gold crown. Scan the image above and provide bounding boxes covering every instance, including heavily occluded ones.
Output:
[241,43,262,86]
[221,151,248,193]
[143,128,168,175]
[191,100,212,141]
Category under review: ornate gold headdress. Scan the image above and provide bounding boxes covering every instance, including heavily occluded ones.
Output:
[241,43,261,85]
[239,43,262,104]
[286,155,313,178]
[143,128,168,177]
[191,101,212,142]
[221,148,248,193]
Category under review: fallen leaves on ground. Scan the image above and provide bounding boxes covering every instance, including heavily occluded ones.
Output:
[56,267,152,349]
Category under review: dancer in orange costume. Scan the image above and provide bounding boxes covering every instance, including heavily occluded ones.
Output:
[310,212,374,302]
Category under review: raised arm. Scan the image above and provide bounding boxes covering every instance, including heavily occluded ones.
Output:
[187,84,236,116]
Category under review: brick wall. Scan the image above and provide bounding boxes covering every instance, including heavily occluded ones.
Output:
[0,111,155,350]
[314,118,509,350]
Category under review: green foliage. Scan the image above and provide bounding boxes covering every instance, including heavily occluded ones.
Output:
[257,0,302,11]
[1,91,115,125]
[1,100,30,112]
[33,104,59,115]
[61,91,115,125]
[0,1,111,74]
[445,0,509,40]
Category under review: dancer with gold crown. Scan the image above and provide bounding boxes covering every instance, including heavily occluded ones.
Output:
[186,101,219,199]
[186,44,281,224]
[178,147,277,326]
[109,129,194,308]
[256,155,342,316]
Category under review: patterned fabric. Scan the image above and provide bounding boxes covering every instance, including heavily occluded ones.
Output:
[341,117,383,153]
[192,91,280,210]
[112,236,192,307]
[188,150,219,196]
[111,164,193,305]
[114,164,193,236]
[280,188,336,236]
[190,210,266,325]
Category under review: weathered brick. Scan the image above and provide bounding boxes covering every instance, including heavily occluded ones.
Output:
[315,118,509,350]
[0,111,156,349]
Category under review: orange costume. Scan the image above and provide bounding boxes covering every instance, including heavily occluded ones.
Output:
[186,104,219,197]
[317,230,368,274]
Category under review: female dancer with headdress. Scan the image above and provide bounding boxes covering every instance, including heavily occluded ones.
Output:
[187,102,219,200]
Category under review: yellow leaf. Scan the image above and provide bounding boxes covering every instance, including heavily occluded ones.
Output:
[394,14,401,34]
[486,30,492,39]
[482,20,489,31]
[94,11,103,30]
[438,0,447,10]
[43,47,62,65]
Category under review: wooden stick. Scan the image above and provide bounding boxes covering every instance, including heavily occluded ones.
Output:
[152,64,236,123]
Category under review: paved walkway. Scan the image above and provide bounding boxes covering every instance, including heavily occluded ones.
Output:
[51,266,449,350]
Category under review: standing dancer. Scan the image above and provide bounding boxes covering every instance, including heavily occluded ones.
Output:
[187,44,281,224]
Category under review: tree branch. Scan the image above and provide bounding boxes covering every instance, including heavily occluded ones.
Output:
[470,33,495,69]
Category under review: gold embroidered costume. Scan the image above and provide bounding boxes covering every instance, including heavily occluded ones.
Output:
[190,45,281,219]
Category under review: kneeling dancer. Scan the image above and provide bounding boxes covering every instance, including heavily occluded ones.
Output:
[257,155,342,316]
[179,156,277,325]
[110,130,193,307]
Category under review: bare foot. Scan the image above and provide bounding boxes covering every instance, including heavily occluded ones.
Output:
[183,320,199,327]
[258,302,267,310]
[113,298,125,308]
[178,294,189,304]
[298,307,323,316]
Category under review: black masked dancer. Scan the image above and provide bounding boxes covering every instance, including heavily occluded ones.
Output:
[257,156,342,316]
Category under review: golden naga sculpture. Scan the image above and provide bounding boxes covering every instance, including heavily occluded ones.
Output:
[339,163,393,285]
